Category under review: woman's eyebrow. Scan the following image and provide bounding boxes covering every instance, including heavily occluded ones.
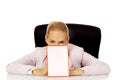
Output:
[59,40,65,43]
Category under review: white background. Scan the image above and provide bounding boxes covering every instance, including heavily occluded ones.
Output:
[0,0,120,79]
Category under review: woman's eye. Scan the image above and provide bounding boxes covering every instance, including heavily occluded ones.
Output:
[59,41,65,44]
[50,41,55,43]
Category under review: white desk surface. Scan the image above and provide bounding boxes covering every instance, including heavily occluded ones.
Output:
[7,74,114,80]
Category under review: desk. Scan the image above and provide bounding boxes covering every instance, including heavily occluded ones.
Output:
[7,74,111,80]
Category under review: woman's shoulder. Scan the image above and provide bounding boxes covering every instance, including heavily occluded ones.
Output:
[68,43,84,57]
[35,46,46,50]
[68,43,84,51]
[34,47,46,53]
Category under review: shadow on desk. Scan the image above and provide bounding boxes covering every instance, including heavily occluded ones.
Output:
[7,74,110,80]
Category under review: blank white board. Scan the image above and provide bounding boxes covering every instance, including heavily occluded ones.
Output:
[47,46,69,77]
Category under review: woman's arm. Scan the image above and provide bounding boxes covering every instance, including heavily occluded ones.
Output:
[6,51,36,75]
[81,52,111,76]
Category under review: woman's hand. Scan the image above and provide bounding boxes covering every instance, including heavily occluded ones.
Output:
[32,65,48,76]
[69,68,84,76]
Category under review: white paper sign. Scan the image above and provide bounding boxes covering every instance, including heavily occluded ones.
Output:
[47,46,69,77]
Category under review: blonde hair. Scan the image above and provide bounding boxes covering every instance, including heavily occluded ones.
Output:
[46,21,69,37]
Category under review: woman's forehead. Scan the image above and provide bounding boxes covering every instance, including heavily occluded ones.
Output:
[48,31,67,36]
[47,31,67,39]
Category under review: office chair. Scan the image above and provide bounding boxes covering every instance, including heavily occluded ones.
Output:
[34,23,101,58]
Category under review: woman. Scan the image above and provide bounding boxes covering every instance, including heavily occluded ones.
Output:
[6,21,110,76]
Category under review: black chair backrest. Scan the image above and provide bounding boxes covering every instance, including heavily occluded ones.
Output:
[34,24,101,58]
